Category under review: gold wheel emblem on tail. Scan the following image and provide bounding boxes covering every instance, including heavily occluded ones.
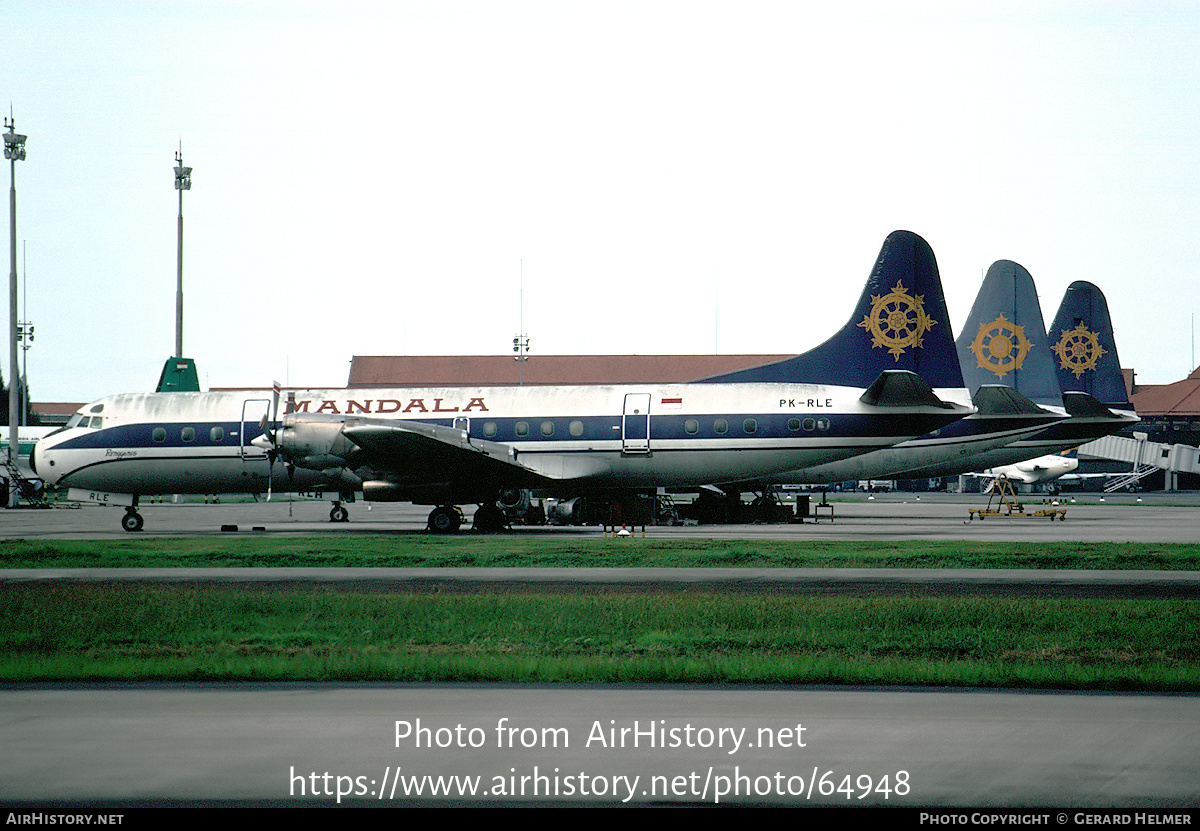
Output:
[970,314,1030,379]
[857,280,937,360]
[1052,323,1106,378]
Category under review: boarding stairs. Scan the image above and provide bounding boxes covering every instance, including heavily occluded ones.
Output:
[2,454,49,507]
[1102,465,1158,494]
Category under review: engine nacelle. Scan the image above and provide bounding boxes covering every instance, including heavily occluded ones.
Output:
[498,488,531,512]
[278,417,358,471]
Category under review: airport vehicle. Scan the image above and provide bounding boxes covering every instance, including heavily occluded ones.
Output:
[967,475,1068,521]
[33,230,974,532]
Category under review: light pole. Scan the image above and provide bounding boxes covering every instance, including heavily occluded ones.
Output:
[512,260,530,385]
[4,113,26,507]
[173,148,191,358]
[512,333,530,384]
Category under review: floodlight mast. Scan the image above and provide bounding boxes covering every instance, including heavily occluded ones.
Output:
[173,146,191,359]
[4,112,26,508]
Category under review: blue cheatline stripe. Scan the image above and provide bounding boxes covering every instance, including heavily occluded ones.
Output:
[52,410,957,453]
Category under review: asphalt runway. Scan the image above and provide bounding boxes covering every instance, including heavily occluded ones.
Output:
[4,492,1198,809]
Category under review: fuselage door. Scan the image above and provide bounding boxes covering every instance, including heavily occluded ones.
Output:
[240,399,271,461]
[622,393,651,454]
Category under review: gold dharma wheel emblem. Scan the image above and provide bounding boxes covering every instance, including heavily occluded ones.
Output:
[1052,323,1106,378]
[970,315,1030,379]
[857,280,937,360]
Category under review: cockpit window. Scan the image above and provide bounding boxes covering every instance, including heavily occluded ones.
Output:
[66,414,85,429]
[89,403,105,414]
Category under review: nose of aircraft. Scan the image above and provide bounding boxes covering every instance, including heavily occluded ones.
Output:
[30,437,56,484]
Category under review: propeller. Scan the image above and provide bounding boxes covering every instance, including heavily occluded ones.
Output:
[252,382,282,500]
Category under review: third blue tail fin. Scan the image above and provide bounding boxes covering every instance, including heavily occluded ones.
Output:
[1047,281,1133,410]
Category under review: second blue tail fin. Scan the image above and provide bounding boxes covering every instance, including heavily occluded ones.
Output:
[955,260,1062,407]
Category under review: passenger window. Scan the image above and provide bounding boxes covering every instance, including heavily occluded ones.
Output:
[152,428,167,443]
[569,420,584,437]
[684,419,699,434]
[743,418,757,434]
[817,418,830,431]
[515,421,529,437]
[483,422,498,438]
[541,420,555,436]
[714,419,728,434]
[181,427,195,442]
[803,418,815,431]
[210,426,224,442]
[787,418,800,431]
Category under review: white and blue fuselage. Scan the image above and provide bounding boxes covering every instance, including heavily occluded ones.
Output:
[34,381,967,499]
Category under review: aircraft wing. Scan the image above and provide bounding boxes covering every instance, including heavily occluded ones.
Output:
[339,419,552,487]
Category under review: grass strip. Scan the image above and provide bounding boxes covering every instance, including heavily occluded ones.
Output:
[3,585,1197,689]
[4,537,1200,570]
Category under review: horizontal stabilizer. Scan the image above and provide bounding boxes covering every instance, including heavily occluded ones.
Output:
[1061,391,1122,419]
[971,385,1060,419]
[857,370,954,409]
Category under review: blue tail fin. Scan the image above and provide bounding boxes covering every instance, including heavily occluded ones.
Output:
[1046,281,1132,409]
[697,230,964,389]
[955,260,1062,407]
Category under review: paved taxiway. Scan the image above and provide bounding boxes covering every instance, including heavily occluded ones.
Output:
[5,490,1200,542]
[4,493,1198,807]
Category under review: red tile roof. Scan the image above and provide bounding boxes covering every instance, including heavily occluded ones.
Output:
[1130,366,1200,417]
[347,354,792,387]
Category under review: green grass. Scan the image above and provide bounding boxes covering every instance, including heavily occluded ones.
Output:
[2,585,1197,689]
[4,537,1200,569]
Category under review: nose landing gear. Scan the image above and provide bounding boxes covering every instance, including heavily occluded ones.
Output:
[122,507,144,532]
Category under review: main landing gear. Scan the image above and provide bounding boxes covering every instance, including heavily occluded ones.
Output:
[427,505,464,534]
[426,503,510,534]
[470,502,509,533]
[329,502,349,523]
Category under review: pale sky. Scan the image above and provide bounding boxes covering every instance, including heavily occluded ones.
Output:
[7,0,1200,402]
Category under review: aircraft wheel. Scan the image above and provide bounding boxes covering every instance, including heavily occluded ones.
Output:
[330,505,349,523]
[122,511,144,533]
[472,503,507,533]
[428,505,462,534]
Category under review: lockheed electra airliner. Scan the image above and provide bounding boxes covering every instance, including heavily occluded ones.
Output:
[33,230,975,532]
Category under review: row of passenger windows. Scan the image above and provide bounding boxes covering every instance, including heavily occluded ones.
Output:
[477,417,832,438]
[685,417,831,434]
[483,421,587,438]
[151,426,225,443]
